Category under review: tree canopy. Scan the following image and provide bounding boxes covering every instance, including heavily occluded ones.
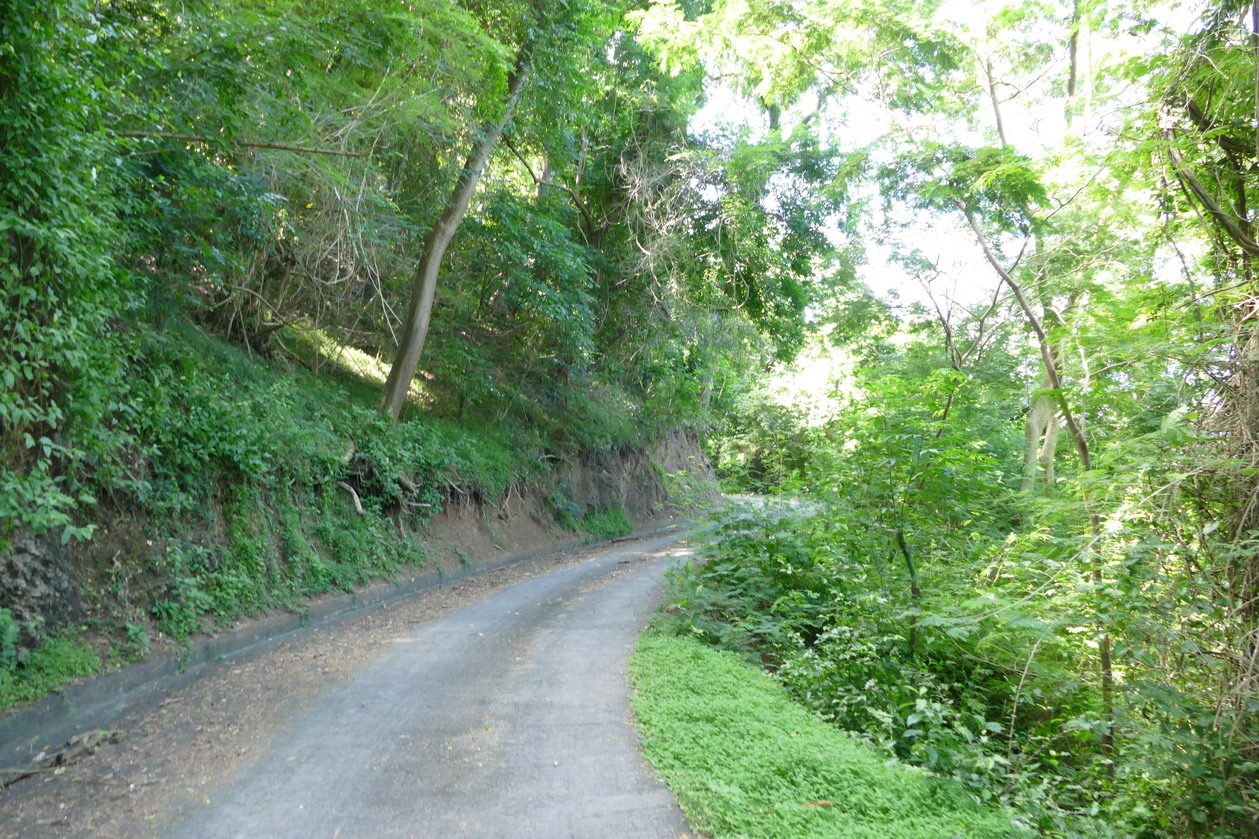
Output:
[6,0,1259,833]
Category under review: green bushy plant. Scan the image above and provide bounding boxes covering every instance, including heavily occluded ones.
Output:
[661,459,720,514]
[0,608,20,673]
[630,629,1022,839]
[0,630,101,711]
[665,504,1120,829]
[276,488,339,596]
[1,0,130,544]
[579,504,633,542]
[547,485,585,531]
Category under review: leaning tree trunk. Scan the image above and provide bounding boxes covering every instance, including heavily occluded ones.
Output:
[379,61,529,422]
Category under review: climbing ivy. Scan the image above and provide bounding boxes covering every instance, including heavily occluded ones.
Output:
[0,0,131,543]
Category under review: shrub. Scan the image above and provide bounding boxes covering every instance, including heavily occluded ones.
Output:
[580,504,633,542]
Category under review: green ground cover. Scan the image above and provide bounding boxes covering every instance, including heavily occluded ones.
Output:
[630,629,1023,839]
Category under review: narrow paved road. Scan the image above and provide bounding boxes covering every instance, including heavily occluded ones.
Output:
[161,534,693,839]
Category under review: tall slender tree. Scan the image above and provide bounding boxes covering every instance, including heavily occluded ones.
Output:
[378,0,540,421]
[379,53,530,422]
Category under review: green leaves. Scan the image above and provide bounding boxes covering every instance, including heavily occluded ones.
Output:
[1,0,127,540]
[884,143,1048,234]
[633,0,970,115]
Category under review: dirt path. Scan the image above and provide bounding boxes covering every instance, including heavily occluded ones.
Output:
[0,534,696,838]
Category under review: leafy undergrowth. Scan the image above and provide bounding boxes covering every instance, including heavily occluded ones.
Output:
[0,326,537,712]
[0,315,711,713]
[630,629,1024,839]
[0,610,101,709]
[578,504,634,542]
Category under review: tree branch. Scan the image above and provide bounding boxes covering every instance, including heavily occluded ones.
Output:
[1164,133,1259,257]
[502,136,597,239]
[956,198,1114,770]
[955,200,1090,469]
[115,130,366,158]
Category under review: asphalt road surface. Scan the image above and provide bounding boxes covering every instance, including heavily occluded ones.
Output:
[161,533,694,839]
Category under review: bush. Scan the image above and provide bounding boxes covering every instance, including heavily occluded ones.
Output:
[579,504,633,542]
[1,0,128,544]
[663,506,1118,831]
[0,627,101,711]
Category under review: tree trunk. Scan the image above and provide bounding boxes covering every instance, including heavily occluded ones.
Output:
[1022,302,1072,495]
[378,60,529,422]
[1067,0,1081,99]
[1021,371,1055,493]
[1066,1,1093,134]
[1040,400,1060,488]
[984,57,1008,148]
[959,201,1115,776]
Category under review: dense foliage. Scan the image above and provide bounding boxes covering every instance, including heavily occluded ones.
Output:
[2,0,832,541]
[641,0,1259,835]
[7,0,1259,834]
[631,629,1020,837]
[0,0,825,663]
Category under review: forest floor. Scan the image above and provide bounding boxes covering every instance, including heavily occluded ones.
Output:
[0,530,694,838]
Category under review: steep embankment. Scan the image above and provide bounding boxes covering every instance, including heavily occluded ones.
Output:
[0,326,715,714]
[0,429,711,708]
[408,429,711,570]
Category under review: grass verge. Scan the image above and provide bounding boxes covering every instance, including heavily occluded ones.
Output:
[629,629,1027,839]
[0,634,101,709]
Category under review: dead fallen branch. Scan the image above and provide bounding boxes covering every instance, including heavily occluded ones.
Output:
[0,729,120,789]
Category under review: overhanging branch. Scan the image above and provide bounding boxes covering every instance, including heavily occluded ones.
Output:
[115,130,366,158]
[1164,135,1259,257]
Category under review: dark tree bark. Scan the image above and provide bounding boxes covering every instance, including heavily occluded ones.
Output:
[1067,0,1081,98]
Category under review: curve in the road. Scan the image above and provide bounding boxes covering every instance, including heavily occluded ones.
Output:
[164,534,694,839]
